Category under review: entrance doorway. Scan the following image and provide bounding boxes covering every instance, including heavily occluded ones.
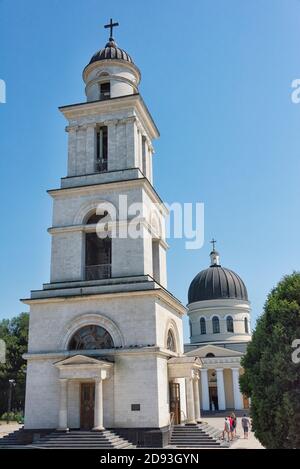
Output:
[80,383,95,429]
[209,386,219,411]
[169,382,181,425]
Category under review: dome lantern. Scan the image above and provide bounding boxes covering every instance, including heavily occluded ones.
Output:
[83,19,141,102]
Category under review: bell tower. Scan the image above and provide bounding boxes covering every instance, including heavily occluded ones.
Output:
[23,21,186,445]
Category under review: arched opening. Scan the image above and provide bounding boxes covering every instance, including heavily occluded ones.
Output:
[85,230,111,280]
[205,353,215,358]
[226,316,234,333]
[96,126,108,172]
[212,316,220,334]
[244,317,249,334]
[200,317,206,335]
[68,325,114,350]
[85,211,108,225]
[166,330,176,352]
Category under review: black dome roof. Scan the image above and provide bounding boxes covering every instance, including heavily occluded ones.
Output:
[188,265,248,303]
[89,39,134,66]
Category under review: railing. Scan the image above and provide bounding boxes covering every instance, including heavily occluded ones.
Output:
[169,412,175,444]
[95,158,108,172]
[85,264,111,281]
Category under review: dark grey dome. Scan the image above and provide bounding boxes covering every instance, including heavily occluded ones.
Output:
[188,265,248,303]
[89,39,133,65]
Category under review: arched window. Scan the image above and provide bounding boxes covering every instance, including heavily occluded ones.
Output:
[226,316,234,333]
[244,317,249,334]
[200,318,206,335]
[205,353,215,358]
[68,325,114,350]
[212,316,220,334]
[167,330,176,352]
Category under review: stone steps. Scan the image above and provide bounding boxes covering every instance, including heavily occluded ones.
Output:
[169,424,225,449]
[28,430,135,449]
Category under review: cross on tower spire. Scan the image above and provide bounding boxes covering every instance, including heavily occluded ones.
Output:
[104,18,119,41]
[210,238,217,251]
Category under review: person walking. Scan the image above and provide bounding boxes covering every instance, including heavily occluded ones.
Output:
[222,417,231,442]
[231,412,237,438]
[241,414,250,439]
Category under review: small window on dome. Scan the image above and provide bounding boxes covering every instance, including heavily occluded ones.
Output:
[212,316,220,334]
[100,82,110,100]
[226,316,234,333]
[200,318,206,335]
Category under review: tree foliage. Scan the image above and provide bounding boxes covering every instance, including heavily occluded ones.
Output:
[240,273,300,448]
[0,313,29,416]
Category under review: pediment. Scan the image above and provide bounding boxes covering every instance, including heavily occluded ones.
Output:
[54,354,113,368]
[185,344,243,358]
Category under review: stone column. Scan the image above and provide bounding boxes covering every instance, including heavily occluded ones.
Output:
[231,368,243,410]
[193,376,201,421]
[93,378,104,431]
[200,369,210,411]
[216,368,226,411]
[85,124,96,174]
[57,378,69,431]
[185,377,196,424]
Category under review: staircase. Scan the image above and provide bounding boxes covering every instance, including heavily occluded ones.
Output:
[169,424,226,448]
[0,428,29,447]
[28,430,135,449]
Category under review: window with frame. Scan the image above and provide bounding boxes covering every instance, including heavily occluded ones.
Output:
[212,316,220,334]
[226,316,234,333]
[200,317,206,335]
[100,82,110,100]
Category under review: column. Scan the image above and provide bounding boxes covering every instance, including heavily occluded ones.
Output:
[200,369,210,411]
[93,378,104,431]
[57,378,68,431]
[85,124,96,174]
[216,368,226,411]
[193,376,201,421]
[185,377,196,424]
[231,368,243,410]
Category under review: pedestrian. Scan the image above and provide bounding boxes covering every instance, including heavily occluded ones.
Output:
[241,414,250,439]
[222,417,231,442]
[231,412,237,438]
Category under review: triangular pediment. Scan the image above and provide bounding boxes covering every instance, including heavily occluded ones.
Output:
[185,344,243,358]
[54,354,112,368]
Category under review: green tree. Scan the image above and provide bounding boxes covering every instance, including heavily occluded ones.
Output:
[0,313,29,416]
[240,273,300,449]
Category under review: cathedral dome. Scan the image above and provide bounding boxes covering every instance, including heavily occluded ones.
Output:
[88,39,134,65]
[188,248,248,303]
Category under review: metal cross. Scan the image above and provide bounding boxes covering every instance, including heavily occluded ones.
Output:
[210,238,217,251]
[104,18,119,40]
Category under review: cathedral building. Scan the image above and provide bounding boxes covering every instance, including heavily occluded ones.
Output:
[22,22,251,447]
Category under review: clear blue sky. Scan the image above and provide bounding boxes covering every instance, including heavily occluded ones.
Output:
[1,0,300,342]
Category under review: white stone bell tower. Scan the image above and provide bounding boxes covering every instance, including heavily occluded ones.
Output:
[22,20,186,447]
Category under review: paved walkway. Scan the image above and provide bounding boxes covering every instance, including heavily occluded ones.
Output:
[202,416,264,449]
[0,422,22,438]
